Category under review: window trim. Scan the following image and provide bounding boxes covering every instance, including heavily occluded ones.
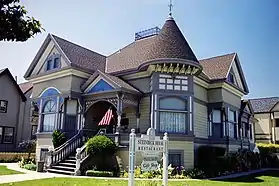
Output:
[169,150,184,167]
[31,125,38,139]
[0,100,8,113]
[158,97,188,134]
[45,54,61,72]
[210,109,224,138]
[0,126,15,144]
[228,108,237,139]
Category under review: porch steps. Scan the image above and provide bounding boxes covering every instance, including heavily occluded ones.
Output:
[47,156,76,175]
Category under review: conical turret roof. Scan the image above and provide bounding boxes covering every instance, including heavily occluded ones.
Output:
[145,17,199,63]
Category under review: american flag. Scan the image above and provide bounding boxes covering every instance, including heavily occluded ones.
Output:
[98,109,113,126]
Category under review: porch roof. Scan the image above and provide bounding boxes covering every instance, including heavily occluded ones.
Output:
[81,70,141,95]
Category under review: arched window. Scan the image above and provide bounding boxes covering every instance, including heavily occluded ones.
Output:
[159,97,187,133]
[42,100,56,132]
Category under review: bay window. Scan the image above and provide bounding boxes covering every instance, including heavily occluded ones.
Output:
[228,109,237,138]
[159,97,187,133]
[42,100,57,132]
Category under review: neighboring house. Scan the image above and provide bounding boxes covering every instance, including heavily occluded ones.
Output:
[250,97,279,144]
[0,68,31,151]
[23,15,255,173]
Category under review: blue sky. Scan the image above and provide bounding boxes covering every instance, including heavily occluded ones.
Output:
[0,0,278,98]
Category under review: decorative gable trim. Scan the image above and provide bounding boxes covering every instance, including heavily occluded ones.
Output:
[226,54,249,93]
[84,76,115,93]
[24,34,71,79]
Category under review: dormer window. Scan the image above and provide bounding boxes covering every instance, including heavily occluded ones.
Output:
[228,72,235,84]
[45,54,60,72]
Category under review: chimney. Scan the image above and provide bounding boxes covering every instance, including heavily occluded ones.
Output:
[15,76,17,83]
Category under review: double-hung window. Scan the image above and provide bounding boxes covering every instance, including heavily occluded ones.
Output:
[0,127,14,144]
[211,109,223,138]
[159,97,187,133]
[0,100,8,113]
[45,55,60,71]
[42,100,57,132]
[228,109,237,138]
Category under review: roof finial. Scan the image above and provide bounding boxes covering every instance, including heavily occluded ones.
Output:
[168,0,173,17]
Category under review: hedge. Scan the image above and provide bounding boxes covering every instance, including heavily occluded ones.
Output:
[0,153,35,163]
[86,170,114,177]
[257,143,279,154]
[257,143,279,168]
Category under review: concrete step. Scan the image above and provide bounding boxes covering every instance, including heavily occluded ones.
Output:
[59,162,76,167]
[48,168,74,175]
[64,159,76,163]
[52,165,76,171]
[68,156,76,160]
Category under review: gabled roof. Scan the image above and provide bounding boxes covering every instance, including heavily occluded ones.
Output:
[24,34,106,78]
[18,82,33,94]
[106,17,199,74]
[52,35,106,72]
[81,70,140,94]
[0,68,26,102]
[199,53,235,80]
[200,53,249,93]
[249,97,279,113]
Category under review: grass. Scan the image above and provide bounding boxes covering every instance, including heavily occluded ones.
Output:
[0,171,279,186]
[0,165,23,176]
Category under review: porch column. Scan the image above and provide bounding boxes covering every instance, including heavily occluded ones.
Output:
[55,96,60,130]
[272,113,276,144]
[116,93,124,133]
[37,99,43,132]
[136,99,141,133]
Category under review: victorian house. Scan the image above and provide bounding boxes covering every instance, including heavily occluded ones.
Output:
[23,15,255,174]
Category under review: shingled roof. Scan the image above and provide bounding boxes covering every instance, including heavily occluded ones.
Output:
[106,17,199,73]
[199,53,236,80]
[52,35,106,72]
[249,97,279,113]
[24,34,107,78]
[81,70,140,94]
[18,82,33,94]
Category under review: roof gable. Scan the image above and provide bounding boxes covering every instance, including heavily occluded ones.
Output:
[270,101,279,112]
[200,53,249,93]
[0,68,26,101]
[200,53,235,80]
[82,70,140,94]
[24,34,106,79]
[250,97,279,113]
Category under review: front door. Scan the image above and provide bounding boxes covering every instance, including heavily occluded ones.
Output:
[64,115,77,138]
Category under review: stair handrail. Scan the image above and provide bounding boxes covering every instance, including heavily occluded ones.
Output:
[54,129,82,151]
[46,129,83,169]
[75,143,88,176]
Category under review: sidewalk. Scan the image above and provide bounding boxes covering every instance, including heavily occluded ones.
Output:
[0,163,64,184]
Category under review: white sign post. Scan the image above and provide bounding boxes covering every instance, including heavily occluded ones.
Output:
[128,128,168,186]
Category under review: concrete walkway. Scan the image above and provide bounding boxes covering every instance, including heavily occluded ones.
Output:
[0,163,64,184]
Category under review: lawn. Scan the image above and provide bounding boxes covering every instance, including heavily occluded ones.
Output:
[0,165,23,176]
[0,171,279,186]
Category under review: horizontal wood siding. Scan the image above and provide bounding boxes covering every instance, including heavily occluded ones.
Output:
[169,141,194,169]
[139,96,150,133]
[194,83,208,102]
[194,102,208,138]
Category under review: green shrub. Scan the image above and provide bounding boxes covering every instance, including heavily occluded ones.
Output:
[0,153,35,163]
[86,170,113,177]
[196,145,226,171]
[257,143,279,168]
[86,135,117,156]
[18,157,35,168]
[23,163,37,171]
[52,130,67,148]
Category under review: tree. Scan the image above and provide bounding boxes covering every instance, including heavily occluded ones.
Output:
[18,140,36,160]
[0,0,43,42]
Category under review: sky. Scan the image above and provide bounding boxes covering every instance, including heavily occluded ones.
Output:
[0,0,278,98]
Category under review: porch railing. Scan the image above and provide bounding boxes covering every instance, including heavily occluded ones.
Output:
[45,130,83,169]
